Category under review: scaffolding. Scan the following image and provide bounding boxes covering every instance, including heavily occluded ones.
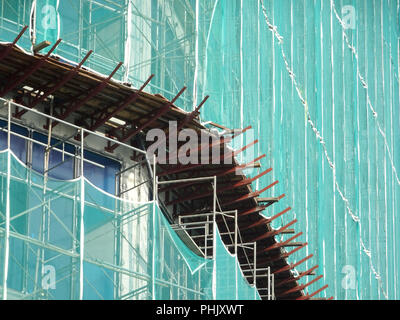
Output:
[0,0,337,300]
[0,97,273,300]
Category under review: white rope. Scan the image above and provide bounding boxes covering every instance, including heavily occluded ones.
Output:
[331,0,391,299]
[331,0,400,186]
[260,0,388,299]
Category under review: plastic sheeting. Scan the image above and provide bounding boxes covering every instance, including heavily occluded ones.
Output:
[0,149,259,300]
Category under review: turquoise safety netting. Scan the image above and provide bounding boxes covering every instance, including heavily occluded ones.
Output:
[0,149,259,300]
[214,229,260,300]
[2,0,400,300]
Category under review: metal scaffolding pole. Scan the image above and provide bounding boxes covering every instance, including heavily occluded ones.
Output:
[2,100,11,300]
[79,128,85,300]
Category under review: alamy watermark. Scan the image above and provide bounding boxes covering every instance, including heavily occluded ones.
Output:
[42,264,56,290]
[341,5,356,30]
[145,121,256,174]
[341,265,356,290]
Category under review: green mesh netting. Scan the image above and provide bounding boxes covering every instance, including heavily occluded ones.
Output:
[2,0,400,300]
[0,149,259,300]
[214,228,260,300]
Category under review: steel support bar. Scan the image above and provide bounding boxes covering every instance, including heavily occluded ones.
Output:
[296,284,328,300]
[264,206,292,224]
[280,274,323,296]
[158,154,267,193]
[157,125,252,166]
[274,265,318,289]
[0,39,62,97]
[14,50,93,118]
[0,26,28,61]
[250,219,297,242]
[273,254,313,275]
[237,205,270,217]
[158,176,215,185]
[106,86,186,152]
[0,97,147,154]
[222,180,279,207]
[165,167,272,206]
[85,74,154,135]
[259,232,303,254]
[282,242,308,259]
[51,62,123,128]
[151,95,209,153]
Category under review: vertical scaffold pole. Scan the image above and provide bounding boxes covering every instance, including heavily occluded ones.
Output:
[152,153,156,299]
[272,271,275,300]
[267,266,271,300]
[212,176,217,299]
[153,154,157,201]
[79,128,85,300]
[2,101,11,300]
[253,241,257,300]
[235,210,238,300]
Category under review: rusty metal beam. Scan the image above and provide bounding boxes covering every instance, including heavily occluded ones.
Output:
[256,242,308,265]
[296,284,329,300]
[241,207,291,231]
[273,254,313,274]
[158,125,253,166]
[105,86,186,152]
[84,74,154,136]
[148,95,209,161]
[221,179,278,207]
[275,265,318,289]
[49,62,123,128]
[174,95,208,132]
[0,39,62,97]
[282,242,308,259]
[238,205,269,217]
[165,167,272,206]
[259,232,303,254]
[0,26,28,61]
[158,154,266,193]
[14,50,93,118]
[280,274,323,296]
[251,219,297,242]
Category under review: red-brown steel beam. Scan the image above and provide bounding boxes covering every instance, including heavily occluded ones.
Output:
[165,167,272,206]
[280,274,323,296]
[163,95,209,139]
[158,154,266,193]
[238,205,269,217]
[148,95,209,163]
[156,125,252,173]
[275,265,318,289]
[0,26,28,61]
[157,136,252,178]
[220,180,278,207]
[273,254,313,274]
[0,39,62,97]
[105,86,186,152]
[157,125,253,166]
[84,74,154,136]
[49,62,123,128]
[238,194,285,217]
[282,242,308,259]
[250,219,297,242]
[241,206,291,231]
[14,50,93,118]
[259,232,303,254]
[238,193,285,218]
[296,284,329,300]
[264,204,291,223]
[256,242,308,266]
